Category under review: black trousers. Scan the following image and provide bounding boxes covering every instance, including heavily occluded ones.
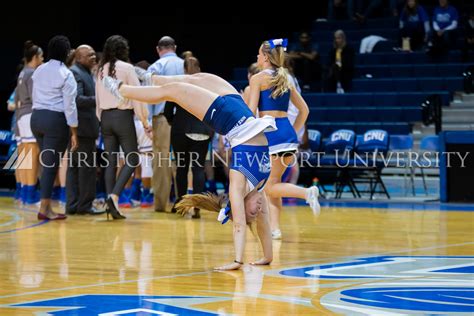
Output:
[101,109,139,196]
[31,109,69,199]
[327,65,353,92]
[431,30,457,56]
[401,26,425,51]
[171,133,210,199]
[66,136,97,212]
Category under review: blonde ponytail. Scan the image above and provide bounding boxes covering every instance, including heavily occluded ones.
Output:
[269,66,290,98]
[261,40,291,98]
[175,193,226,216]
[174,192,259,231]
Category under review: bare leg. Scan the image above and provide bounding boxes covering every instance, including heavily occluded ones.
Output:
[252,192,273,265]
[119,82,218,121]
[266,155,308,199]
[214,169,248,271]
[268,195,282,233]
[151,73,239,97]
[289,163,300,185]
[16,143,25,185]
[59,150,68,188]
[23,143,39,186]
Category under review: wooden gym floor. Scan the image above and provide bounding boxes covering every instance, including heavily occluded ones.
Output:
[0,197,473,315]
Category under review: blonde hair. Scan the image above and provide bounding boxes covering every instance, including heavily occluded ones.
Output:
[261,41,290,98]
[334,29,347,49]
[175,193,225,216]
[175,193,258,229]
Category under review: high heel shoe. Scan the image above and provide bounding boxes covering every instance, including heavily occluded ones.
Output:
[106,197,126,220]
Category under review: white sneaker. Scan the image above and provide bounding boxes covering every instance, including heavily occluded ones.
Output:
[134,67,153,86]
[306,186,321,216]
[272,229,282,240]
[102,76,124,103]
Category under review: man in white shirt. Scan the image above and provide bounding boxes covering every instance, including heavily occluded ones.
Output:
[147,36,184,212]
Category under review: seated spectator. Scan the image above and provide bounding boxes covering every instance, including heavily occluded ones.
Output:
[430,0,459,56]
[463,10,474,61]
[328,0,354,20]
[288,32,321,91]
[326,30,355,93]
[399,0,430,51]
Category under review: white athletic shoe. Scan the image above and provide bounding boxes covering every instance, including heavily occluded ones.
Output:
[272,229,282,240]
[306,186,321,216]
[134,67,153,86]
[102,76,124,103]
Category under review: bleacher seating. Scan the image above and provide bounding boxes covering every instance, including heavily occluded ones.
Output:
[355,63,469,78]
[302,92,451,107]
[310,29,399,42]
[351,77,463,93]
[230,16,470,147]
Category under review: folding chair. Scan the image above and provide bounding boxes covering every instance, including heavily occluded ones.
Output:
[319,129,358,198]
[349,129,390,199]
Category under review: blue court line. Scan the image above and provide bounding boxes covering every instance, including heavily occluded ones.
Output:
[0,220,49,234]
[0,206,49,234]
[283,198,474,211]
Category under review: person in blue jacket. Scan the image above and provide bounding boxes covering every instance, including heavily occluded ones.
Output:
[431,0,459,55]
[399,0,430,50]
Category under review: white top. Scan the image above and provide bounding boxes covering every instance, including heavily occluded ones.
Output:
[32,60,78,127]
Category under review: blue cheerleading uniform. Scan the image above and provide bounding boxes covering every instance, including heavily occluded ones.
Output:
[231,145,271,191]
[202,94,253,136]
[258,76,299,155]
[201,93,276,192]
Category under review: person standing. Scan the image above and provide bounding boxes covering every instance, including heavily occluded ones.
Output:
[31,35,78,220]
[248,39,318,240]
[165,57,212,218]
[96,35,149,220]
[15,40,43,205]
[147,36,184,212]
[66,45,104,215]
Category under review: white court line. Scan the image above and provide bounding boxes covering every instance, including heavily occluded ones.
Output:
[0,271,210,300]
[0,241,473,301]
[270,240,474,270]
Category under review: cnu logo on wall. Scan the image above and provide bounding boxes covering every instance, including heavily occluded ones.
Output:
[269,256,474,315]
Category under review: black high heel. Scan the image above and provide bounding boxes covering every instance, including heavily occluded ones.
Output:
[106,197,126,220]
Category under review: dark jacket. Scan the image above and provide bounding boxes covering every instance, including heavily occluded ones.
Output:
[70,63,99,139]
[328,45,355,91]
[164,101,212,136]
[329,45,355,78]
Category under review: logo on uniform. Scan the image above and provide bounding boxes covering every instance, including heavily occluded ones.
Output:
[259,153,271,174]
[267,256,474,315]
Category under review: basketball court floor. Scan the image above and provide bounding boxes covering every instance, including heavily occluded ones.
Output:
[0,197,473,315]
